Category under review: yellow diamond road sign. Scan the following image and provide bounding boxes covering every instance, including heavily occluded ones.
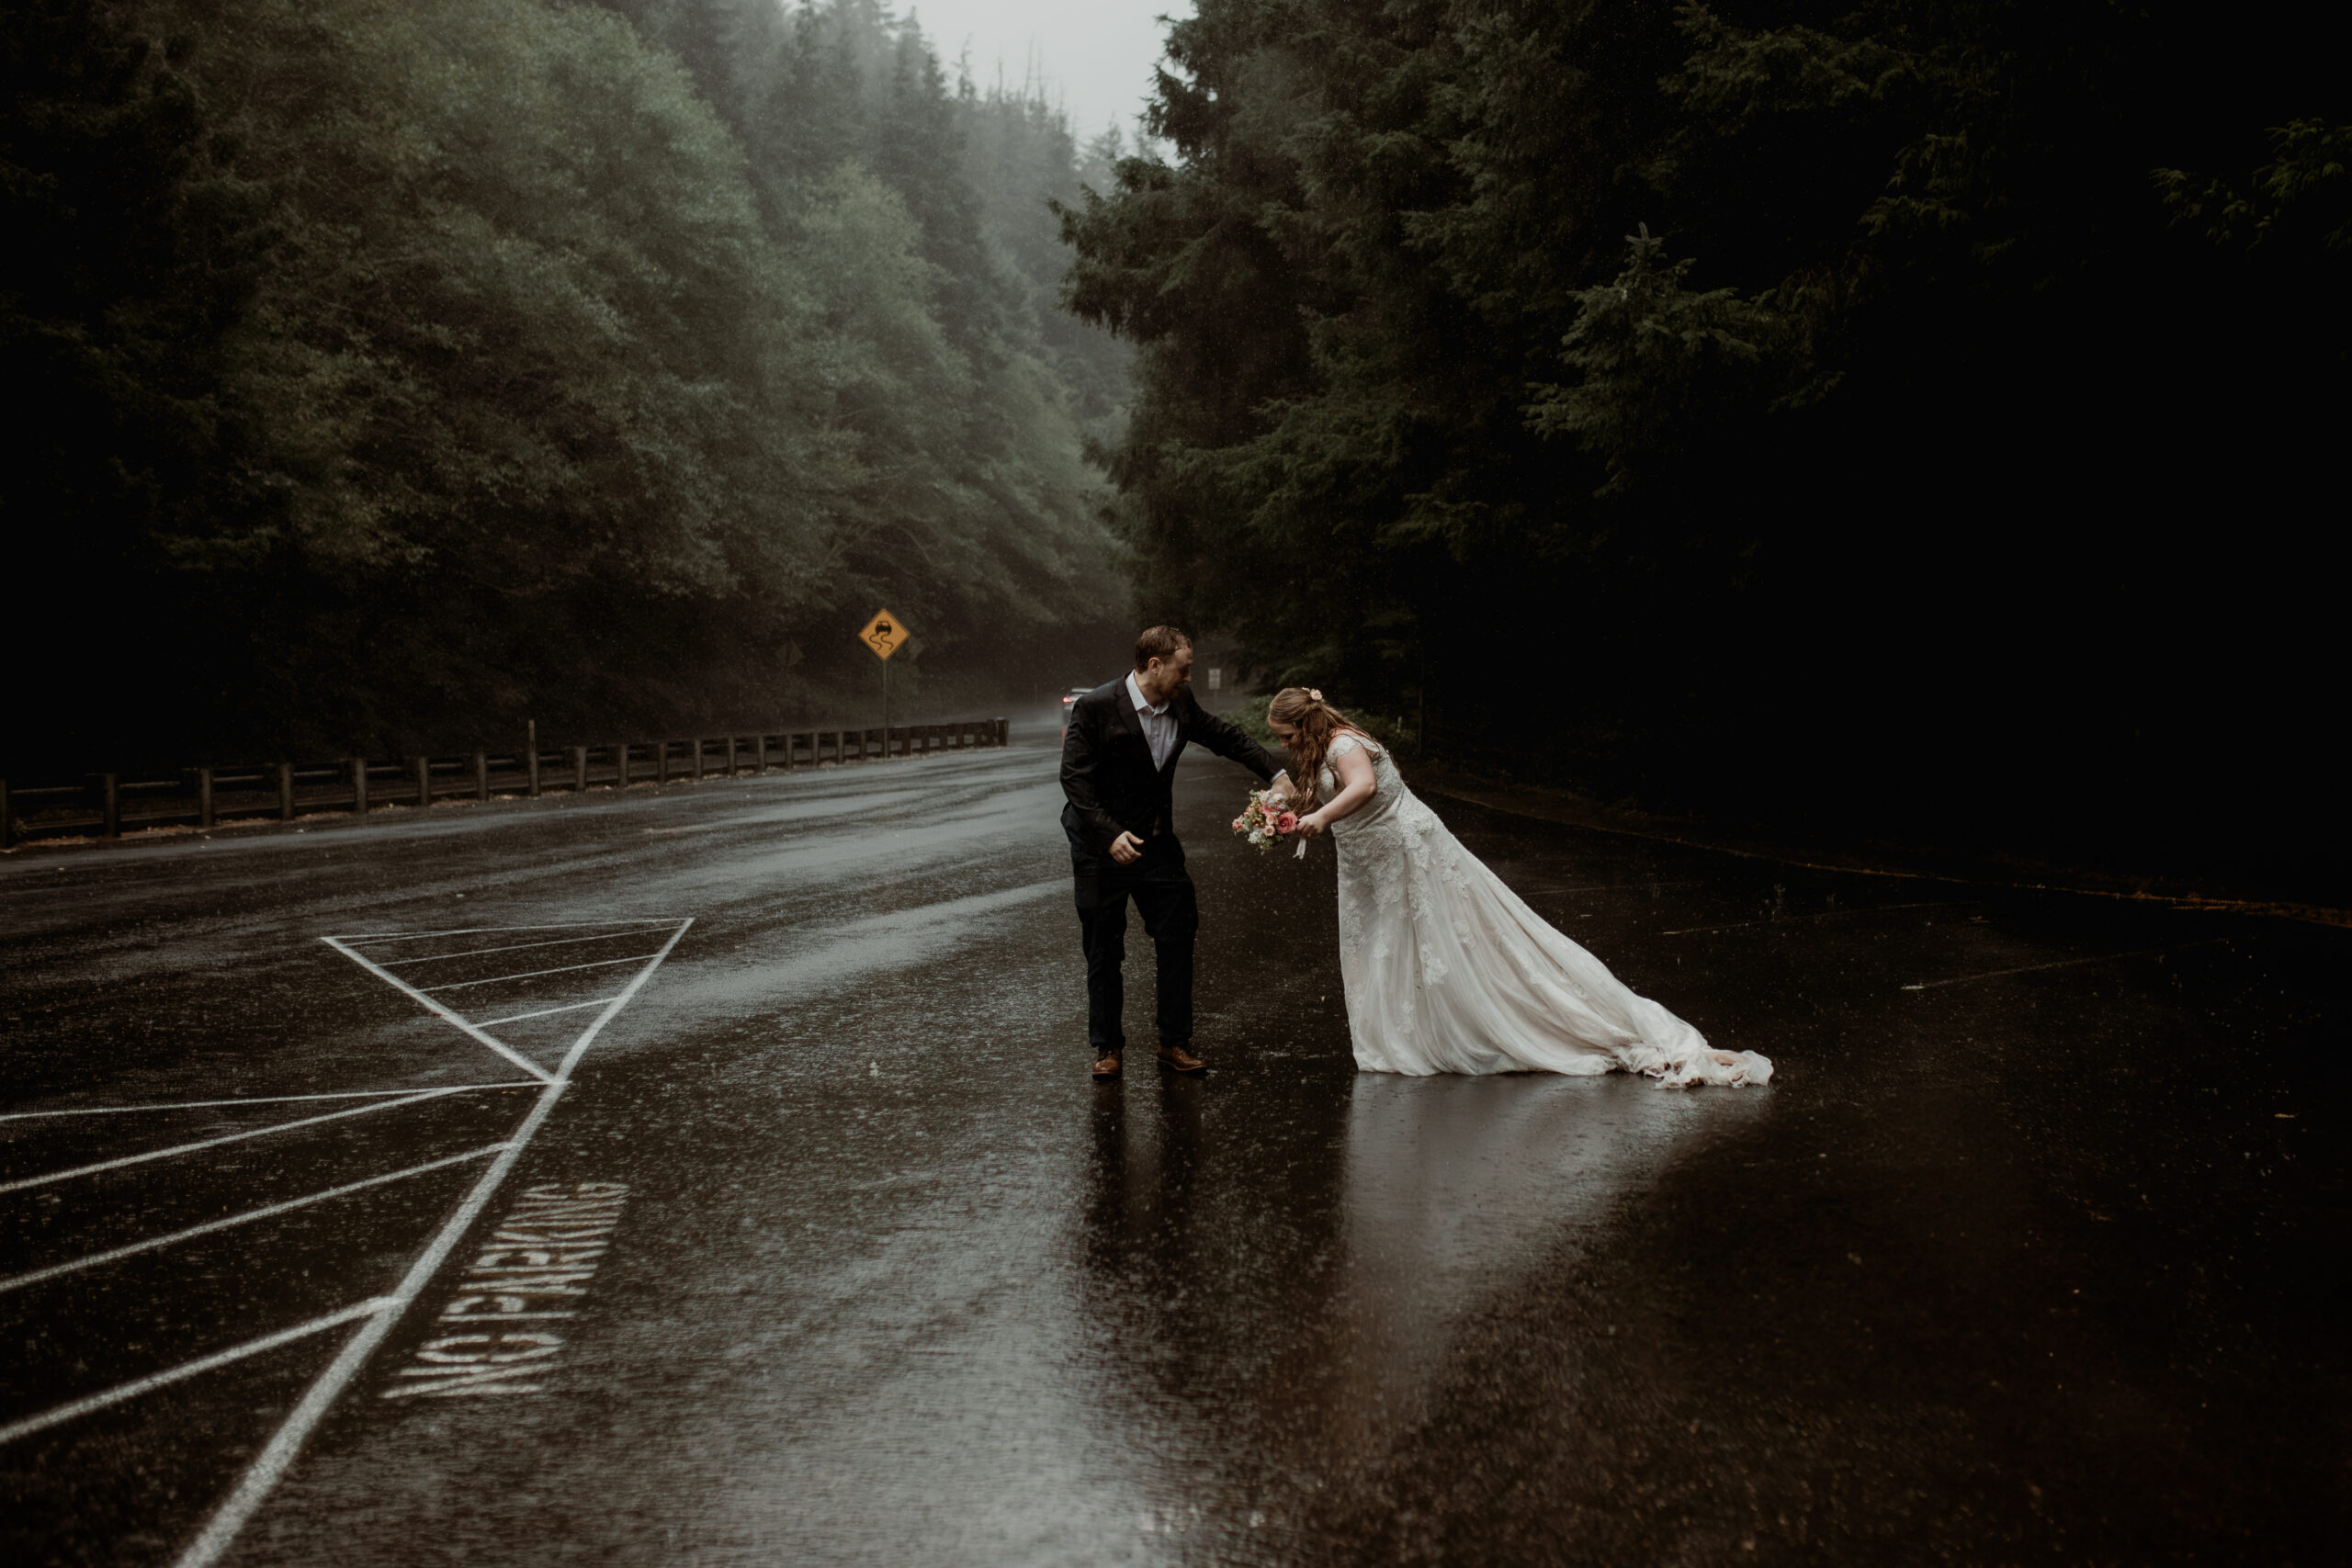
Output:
[860,608,909,660]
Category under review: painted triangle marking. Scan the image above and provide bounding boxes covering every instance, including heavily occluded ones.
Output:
[320,919,691,1083]
[171,916,694,1567]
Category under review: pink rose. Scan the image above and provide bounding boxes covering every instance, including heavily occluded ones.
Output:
[1275,811,1299,832]
[1231,817,1246,830]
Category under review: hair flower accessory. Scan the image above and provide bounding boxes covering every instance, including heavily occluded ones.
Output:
[1308,688,1323,702]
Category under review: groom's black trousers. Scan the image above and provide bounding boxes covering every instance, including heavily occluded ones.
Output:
[1069,833,1197,1054]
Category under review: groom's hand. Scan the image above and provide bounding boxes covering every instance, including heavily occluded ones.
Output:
[1109,830,1144,864]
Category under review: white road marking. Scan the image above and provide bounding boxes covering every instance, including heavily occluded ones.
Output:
[0,1299,397,1447]
[0,1084,537,1123]
[330,920,683,943]
[319,938,556,1084]
[382,1334,560,1397]
[0,1089,474,1196]
[1901,938,2230,990]
[0,1145,511,1295]
[391,1181,632,1397]
[1662,901,1965,937]
[416,952,667,993]
[174,919,693,1568]
[377,930,673,967]
[473,997,620,1028]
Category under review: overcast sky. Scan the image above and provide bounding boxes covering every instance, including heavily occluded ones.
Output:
[908,0,1182,142]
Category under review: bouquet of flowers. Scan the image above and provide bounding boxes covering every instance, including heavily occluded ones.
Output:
[1233,788,1306,857]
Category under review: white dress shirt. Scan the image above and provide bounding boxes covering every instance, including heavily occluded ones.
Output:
[1125,671,1179,771]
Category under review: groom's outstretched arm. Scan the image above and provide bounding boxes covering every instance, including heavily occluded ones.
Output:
[1182,693,1285,784]
[1059,697,1125,853]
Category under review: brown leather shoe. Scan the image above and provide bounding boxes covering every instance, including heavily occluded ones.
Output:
[1091,1050,1124,1078]
[1157,1043,1205,1074]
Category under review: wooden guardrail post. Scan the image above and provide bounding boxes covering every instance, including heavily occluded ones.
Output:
[196,767,215,829]
[100,773,121,838]
[526,722,541,797]
[692,739,705,781]
[614,742,629,788]
[473,751,488,799]
[752,734,765,773]
[349,758,368,815]
[277,762,294,820]
[571,745,587,793]
[412,756,431,807]
[1,778,13,850]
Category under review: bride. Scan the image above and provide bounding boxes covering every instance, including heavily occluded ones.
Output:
[1266,688,1770,1087]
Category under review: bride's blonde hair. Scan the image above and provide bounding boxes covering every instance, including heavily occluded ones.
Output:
[1268,686,1367,811]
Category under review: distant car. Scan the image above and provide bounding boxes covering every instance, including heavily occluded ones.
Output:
[1060,685,1091,738]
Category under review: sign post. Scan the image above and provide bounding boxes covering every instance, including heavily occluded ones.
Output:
[858,609,910,750]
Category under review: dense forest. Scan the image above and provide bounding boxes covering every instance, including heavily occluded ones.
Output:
[1063,0,2348,899]
[3,0,1132,766]
[6,0,2345,895]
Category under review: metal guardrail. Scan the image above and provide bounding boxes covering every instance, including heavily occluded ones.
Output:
[0,719,1010,848]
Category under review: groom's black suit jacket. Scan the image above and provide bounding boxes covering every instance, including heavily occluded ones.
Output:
[1059,678,1282,856]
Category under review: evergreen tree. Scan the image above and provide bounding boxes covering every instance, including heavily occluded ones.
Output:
[0,0,1136,764]
[1063,0,2349,897]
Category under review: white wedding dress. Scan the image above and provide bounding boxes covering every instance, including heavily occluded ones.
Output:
[1318,735,1770,1087]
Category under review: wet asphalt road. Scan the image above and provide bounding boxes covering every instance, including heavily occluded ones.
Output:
[2,715,2345,1567]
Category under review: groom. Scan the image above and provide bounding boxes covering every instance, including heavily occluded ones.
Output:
[1061,626,1292,1078]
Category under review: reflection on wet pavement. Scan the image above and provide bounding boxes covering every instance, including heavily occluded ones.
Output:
[1,719,2344,1565]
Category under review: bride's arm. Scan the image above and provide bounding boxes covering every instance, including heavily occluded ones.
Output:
[1298,743,1376,836]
